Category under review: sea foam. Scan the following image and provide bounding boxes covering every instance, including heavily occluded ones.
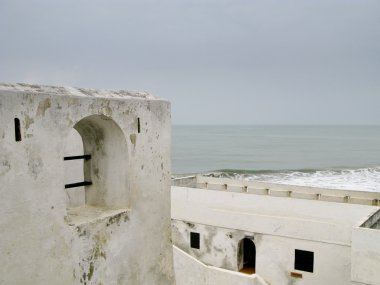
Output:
[206,166,380,192]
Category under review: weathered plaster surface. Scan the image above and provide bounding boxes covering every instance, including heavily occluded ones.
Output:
[172,220,253,271]
[173,245,268,285]
[172,186,378,285]
[172,186,378,245]
[0,83,173,284]
[172,219,364,285]
[351,212,380,285]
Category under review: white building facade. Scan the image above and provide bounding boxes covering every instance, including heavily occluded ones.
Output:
[171,176,380,285]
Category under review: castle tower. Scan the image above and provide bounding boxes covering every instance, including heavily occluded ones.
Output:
[0,83,174,284]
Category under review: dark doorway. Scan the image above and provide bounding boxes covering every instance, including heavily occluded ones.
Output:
[238,238,256,274]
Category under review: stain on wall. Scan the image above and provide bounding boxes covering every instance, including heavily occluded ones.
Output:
[37,98,51,116]
[172,220,255,271]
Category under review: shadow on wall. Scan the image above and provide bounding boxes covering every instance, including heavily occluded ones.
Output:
[64,115,129,209]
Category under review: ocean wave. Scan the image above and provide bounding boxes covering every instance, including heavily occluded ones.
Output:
[204,166,380,192]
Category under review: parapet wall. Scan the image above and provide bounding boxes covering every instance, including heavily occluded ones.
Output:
[196,176,380,206]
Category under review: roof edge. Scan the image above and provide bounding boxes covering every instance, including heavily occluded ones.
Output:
[0,82,164,101]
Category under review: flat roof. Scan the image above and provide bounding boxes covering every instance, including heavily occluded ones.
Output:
[0,82,162,100]
[171,186,379,245]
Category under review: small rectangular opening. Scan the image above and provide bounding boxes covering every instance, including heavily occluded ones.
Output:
[190,232,200,249]
[65,181,92,189]
[14,118,21,141]
[294,249,314,273]
[137,117,141,133]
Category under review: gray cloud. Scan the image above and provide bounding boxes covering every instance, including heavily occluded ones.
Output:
[1,0,379,124]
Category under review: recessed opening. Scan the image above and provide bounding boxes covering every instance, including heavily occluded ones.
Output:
[14,118,21,141]
[137,117,141,133]
[238,238,256,274]
[64,115,129,209]
[294,249,314,273]
[190,232,200,249]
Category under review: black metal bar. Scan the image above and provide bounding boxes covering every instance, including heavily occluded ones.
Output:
[64,155,91,161]
[65,181,92,189]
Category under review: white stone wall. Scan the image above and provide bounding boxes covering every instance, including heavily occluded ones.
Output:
[171,186,378,285]
[172,220,368,285]
[172,220,254,271]
[0,84,174,284]
[173,245,267,285]
[352,219,380,285]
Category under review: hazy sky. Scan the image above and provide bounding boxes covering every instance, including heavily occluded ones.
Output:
[1,0,379,125]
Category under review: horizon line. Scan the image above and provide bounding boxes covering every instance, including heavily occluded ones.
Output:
[172,123,380,126]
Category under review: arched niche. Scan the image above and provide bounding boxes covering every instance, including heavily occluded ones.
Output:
[71,114,129,208]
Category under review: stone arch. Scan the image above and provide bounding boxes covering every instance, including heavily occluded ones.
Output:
[70,114,129,208]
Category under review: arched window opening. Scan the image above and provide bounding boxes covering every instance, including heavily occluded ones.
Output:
[14,118,21,142]
[238,238,256,274]
[64,115,128,209]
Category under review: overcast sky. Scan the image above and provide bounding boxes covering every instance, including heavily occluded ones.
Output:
[0,0,379,125]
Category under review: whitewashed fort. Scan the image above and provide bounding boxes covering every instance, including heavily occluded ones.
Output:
[1,83,380,285]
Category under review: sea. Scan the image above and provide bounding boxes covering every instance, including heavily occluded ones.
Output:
[172,125,380,192]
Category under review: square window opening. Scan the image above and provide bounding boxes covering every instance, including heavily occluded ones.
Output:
[294,249,314,273]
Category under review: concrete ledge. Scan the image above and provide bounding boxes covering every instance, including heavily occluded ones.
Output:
[66,205,130,226]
